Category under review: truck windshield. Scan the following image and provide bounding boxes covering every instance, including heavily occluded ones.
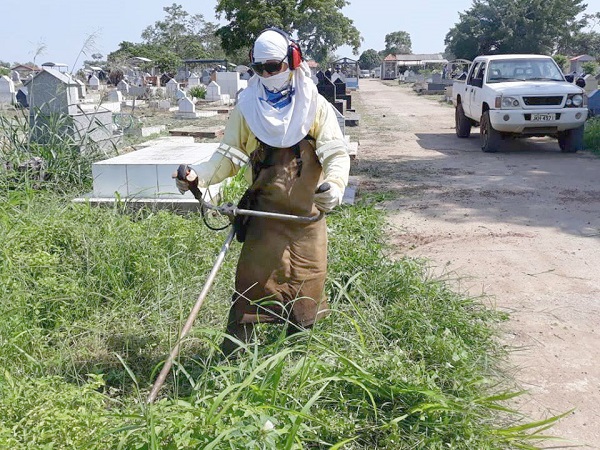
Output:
[487,59,564,83]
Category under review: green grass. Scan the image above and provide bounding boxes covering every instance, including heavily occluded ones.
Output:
[0,181,565,448]
[584,116,600,155]
[0,109,566,448]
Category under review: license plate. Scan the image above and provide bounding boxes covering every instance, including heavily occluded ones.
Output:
[531,113,555,121]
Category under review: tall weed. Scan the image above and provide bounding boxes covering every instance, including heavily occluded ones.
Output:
[0,105,109,193]
[584,116,600,155]
[0,190,565,448]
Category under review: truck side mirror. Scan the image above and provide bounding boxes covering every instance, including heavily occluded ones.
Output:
[565,74,574,83]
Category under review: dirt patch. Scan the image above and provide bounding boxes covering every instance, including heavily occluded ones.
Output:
[353,79,600,449]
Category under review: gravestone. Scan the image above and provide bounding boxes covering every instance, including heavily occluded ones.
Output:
[166,78,179,97]
[16,87,28,107]
[317,76,336,104]
[73,78,86,98]
[317,76,345,115]
[0,75,16,104]
[588,90,600,116]
[205,81,222,101]
[88,75,100,91]
[431,73,443,83]
[117,80,130,94]
[160,74,172,86]
[175,88,187,100]
[188,73,201,86]
[584,74,598,93]
[26,68,117,149]
[334,78,352,110]
[316,71,325,84]
[11,70,21,83]
[27,68,80,115]
[200,69,211,85]
[175,68,189,82]
[107,89,123,103]
[158,99,171,110]
[215,72,247,98]
[176,96,198,119]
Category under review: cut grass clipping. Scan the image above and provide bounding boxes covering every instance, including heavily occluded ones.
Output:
[0,183,566,449]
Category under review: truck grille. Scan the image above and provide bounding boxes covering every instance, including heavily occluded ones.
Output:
[523,127,558,134]
[523,96,563,106]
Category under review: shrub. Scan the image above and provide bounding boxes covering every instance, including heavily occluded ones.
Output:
[188,85,206,100]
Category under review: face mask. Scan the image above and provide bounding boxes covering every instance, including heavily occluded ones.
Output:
[259,69,292,93]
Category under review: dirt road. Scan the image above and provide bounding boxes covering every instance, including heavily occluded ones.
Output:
[352,79,600,448]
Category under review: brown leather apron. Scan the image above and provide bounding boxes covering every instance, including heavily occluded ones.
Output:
[229,139,329,328]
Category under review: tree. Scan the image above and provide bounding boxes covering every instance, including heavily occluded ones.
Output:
[107,41,181,73]
[560,31,600,57]
[445,0,587,60]
[581,60,598,75]
[214,0,361,64]
[552,54,569,71]
[141,3,224,60]
[358,49,382,70]
[384,31,412,54]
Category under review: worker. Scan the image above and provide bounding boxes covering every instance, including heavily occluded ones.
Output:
[174,28,350,356]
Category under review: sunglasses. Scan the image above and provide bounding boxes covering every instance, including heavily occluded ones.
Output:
[250,56,287,75]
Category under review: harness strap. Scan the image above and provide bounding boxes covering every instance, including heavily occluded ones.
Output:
[255,135,313,179]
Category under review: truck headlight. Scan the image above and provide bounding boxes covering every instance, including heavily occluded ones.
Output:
[501,96,520,108]
[566,94,584,107]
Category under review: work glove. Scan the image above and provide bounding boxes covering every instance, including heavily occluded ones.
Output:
[314,179,344,212]
[174,167,199,194]
[171,152,235,194]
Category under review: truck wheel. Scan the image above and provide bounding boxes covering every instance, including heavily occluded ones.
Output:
[480,111,501,153]
[455,103,471,138]
[558,125,584,153]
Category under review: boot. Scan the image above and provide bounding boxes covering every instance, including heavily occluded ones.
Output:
[220,307,255,357]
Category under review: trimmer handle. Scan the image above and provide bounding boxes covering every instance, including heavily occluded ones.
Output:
[175,164,202,200]
[315,182,330,194]
[176,164,190,181]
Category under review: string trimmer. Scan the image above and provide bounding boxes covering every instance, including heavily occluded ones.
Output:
[147,164,329,403]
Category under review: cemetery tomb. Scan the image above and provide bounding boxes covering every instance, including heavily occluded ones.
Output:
[89,138,223,203]
[176,96,199,119]
[205,81,222,101]
[88,75,100,90]
[215,72,247,98]
[0,75,16,104]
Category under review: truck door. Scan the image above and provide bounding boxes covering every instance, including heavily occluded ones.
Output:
[467,62,486,119]
[462,62,480,117]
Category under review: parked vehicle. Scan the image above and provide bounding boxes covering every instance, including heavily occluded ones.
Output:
[360,69,370,78]
[452,54,588,153]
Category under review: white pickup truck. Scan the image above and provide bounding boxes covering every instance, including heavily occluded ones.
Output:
[452,54,588,153]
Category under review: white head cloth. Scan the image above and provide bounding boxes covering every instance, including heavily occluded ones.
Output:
[237,29,318,148]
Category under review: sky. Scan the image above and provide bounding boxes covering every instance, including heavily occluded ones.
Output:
[2,0,600,70]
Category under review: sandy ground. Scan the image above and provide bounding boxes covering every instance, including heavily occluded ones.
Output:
[351,79,600,448]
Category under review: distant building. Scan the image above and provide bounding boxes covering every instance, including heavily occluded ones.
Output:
[381,53,448,80]
[41,62,69,73]
[395,53,448,71]
[569,55,595,75]
[10,64,40,79]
